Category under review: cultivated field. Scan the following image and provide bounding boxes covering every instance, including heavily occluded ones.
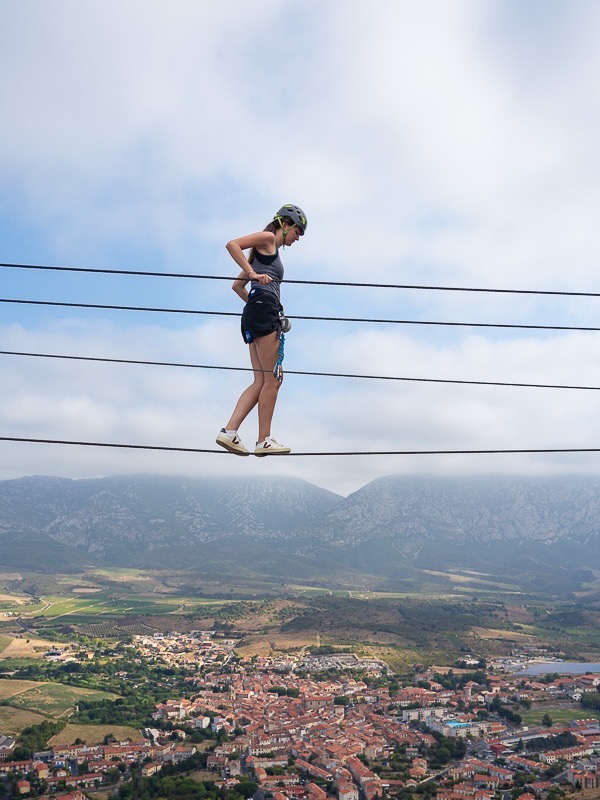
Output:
[0,634,64,660]
[0,679,47,700]
[0,705,49,735]
[0,592,27,605]
[470,626,535,642]
[235,632,319,658]
[49,723,143,746]
[0,678,118,718]
[363,645,445,673]
[19,592,232,624]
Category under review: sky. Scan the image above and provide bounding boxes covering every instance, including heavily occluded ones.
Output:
[1,0,600,496]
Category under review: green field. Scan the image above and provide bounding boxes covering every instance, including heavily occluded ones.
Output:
[0,679,118,718]
[515,623,600,651]
[21,592,233,621]
[519,706,600,727]
[13,601,50,614]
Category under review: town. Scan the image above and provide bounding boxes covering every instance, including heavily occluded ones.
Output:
[0,629,599,800]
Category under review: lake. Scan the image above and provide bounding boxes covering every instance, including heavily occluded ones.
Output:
[517,662,600,675]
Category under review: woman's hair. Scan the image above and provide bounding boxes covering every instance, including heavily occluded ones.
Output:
[248,217,293,264]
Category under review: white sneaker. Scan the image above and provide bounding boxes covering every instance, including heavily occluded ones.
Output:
[254,437,291,456]
[216,429,250,456]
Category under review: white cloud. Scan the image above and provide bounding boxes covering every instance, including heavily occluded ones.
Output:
[1,0,600,493]
[2,318,600,495]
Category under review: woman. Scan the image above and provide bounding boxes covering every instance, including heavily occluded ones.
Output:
[216,204,307,456]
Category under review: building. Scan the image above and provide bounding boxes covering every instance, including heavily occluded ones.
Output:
[0,735,16,761]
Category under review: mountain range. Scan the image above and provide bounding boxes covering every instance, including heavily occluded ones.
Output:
[0,473,599,598]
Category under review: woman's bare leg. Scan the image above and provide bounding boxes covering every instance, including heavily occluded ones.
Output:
[225,342,265,431]
[253,332,282,442]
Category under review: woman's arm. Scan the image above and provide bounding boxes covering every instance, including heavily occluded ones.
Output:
[226,230,276,285]
[232,270,250,302]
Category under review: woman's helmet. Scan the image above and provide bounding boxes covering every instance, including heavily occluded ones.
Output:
[275,204,307,235]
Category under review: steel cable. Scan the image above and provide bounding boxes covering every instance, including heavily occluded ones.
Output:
[1,297,599,333]
[1,348,599,392]
[2,261,600,298]
[1,435,599,457]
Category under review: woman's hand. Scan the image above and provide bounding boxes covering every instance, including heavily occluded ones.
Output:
[249,270,272,285]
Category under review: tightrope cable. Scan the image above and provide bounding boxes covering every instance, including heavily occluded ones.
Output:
[5,264,600,464]
[2,261,600,298]
[1,297,599,332]
[1,435,599,457]
[1,349,599,392]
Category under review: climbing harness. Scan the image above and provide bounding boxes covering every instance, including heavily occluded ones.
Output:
[279,314,292,333]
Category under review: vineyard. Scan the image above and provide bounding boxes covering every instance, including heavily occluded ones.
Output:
[75,621,158,638]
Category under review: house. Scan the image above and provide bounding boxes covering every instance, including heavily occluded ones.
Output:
[33,761,50,779]
[142,762,162,776]
[517,793,535,800]
[0,760,33,774]
[0,735,16,761]
[528,781,553,796]
[303,695,333,710]
[338,778,359,800]
[39,793,86,800]
[566,766,600,790]
[307,782,328,800]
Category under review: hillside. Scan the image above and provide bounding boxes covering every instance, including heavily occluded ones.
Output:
[0,473,599,599]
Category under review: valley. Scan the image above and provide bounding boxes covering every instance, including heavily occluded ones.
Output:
[1,474,600,799]
[1,568,599,671]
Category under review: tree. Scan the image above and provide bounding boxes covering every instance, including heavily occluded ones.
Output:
[334,696,350,706]
[235,778,258,798]
[580,692,600,712]
[542,713,553,728]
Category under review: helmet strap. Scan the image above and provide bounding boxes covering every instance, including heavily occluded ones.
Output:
[275,214,288,247]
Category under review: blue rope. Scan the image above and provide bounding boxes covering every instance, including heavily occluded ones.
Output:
[273,333,285,382]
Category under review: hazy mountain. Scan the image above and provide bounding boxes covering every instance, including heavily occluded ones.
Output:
[0,474,341,551]
[318,474,600,551]
[0,473,598,597]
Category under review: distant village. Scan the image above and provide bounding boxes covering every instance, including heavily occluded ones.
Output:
[0,629,599,800]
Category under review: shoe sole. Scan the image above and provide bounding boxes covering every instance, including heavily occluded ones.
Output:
[254,449,291,457]
[216,437,250,456]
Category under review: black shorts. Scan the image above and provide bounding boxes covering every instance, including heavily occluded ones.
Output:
[241,288,280,344]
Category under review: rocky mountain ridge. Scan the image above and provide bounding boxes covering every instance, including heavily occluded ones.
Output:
[317,474,600,552]
[0,474,598,594]
[0,474,341,550]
